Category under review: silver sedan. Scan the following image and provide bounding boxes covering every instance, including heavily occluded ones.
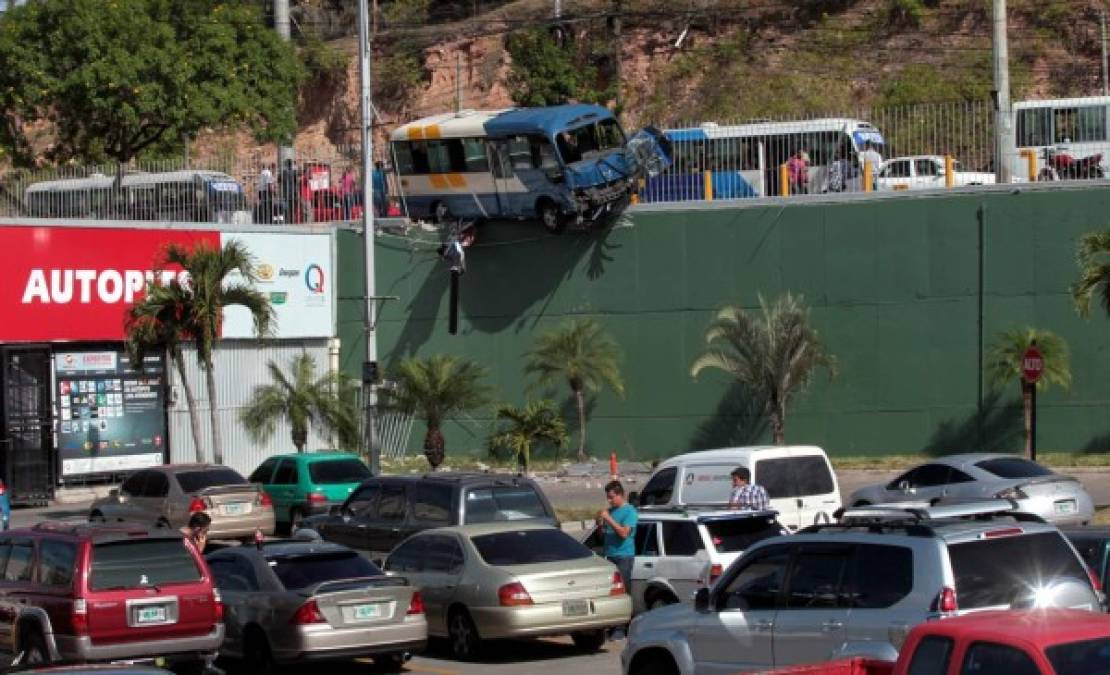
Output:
[847,453,1094,525]
[206,537,427,671]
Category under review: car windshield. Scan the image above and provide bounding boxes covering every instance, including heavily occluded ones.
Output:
[1046,637,1110,675]
[948,531,1089,609]
[471,529,593,566]
[176,468,248,493]
[269,551,382,590]
[463,485,550,523]
[90,539,202,590]
[309,459,370,485]
[704,516,784,553]
[975,458,1054,479]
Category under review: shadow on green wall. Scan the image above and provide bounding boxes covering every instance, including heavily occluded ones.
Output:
[689,382,770,450]
[1082,433,1110,454]
[388,263,450,360]
[919,391,1023,457]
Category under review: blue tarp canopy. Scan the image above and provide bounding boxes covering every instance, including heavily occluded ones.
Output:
[483,104,614,139]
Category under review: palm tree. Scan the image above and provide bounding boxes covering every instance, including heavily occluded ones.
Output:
[1072,229,1110,318]
[391,355,492,470]
[488,400,569,475]
[524,318,624,462]
[163,240,274,465]
[985,327,1071,459]
[125,279,205,462]
[691,293,835,445]
[239,354,360,453]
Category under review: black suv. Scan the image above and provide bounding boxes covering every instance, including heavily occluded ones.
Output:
[303,473,558,557]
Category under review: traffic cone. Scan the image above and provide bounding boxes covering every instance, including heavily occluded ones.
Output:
[609,452,619,481]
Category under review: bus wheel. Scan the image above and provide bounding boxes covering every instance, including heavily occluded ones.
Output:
[538,200,566,234]
[432,201,450,224]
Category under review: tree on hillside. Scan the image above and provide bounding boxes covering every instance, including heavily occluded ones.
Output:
[691,293,835,445]
[488,400,569,475]
[0,0,303,164]
[506,28,603,107]
[985,327,1071,459]
[524,318,624,462]
[1073,229,1110,319]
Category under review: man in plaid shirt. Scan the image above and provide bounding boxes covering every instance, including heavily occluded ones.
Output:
[728,466,770,511]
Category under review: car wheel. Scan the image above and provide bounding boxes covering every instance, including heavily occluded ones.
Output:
[19,628,48,666]
[447,607,482,661]
[171,660,209,675]
[647,593,677,611]
[571,629,607,652]
[289,507,305,534]
[632,657,678,675]
[244,631,276,675]
[538,200,567,234]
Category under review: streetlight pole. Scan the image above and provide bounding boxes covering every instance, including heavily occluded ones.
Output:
[358,0,380,475]
[274,0,295,168]
[992,0,1014,184]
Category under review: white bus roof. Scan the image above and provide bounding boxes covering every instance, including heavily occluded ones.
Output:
[1015,96,1110,110]
[672,118,876,138]
[390,109,511,141]
[25,170,239,194]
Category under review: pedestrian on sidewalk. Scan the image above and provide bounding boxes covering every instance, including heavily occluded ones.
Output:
[728,466,770,511]
[597,479,637,640]
[181,511,211,554]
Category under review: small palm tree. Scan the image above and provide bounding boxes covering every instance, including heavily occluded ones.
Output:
[1072,229,1110,318]
[524,318,624,462]
[691,293,835,444]
[125,279,205,462]
[391,355,492,470]
[985,327,1071,459]
[239,354,360,453]
[488,400,569,475]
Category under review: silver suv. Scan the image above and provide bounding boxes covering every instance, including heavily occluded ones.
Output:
[621,500,1100,675]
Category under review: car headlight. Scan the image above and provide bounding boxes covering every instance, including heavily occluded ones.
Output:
[995,487,1029,500]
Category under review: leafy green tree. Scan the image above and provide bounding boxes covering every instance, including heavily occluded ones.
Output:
[488,400,569,474]
[125,279,205,462]
[0,0,303,164]
[240,354,360,453]
[162,240,274,465]
[985,328,1071,459]
[391,355,492,470]
[524,318,624,462]
[691,293,835,445]
[506,28,601,107]
[1073,230,1110,319]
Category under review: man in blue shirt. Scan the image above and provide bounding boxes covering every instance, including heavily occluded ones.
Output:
[597,479,637,639]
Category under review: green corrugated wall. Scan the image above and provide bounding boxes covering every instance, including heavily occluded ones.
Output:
[337,186,1110,459]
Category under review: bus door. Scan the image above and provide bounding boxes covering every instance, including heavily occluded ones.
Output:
[490,140,517,217]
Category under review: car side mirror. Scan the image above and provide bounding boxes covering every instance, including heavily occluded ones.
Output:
[695,587,711,613]
[628,491,640,507]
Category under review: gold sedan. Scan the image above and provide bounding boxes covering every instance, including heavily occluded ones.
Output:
[383,522,632,660]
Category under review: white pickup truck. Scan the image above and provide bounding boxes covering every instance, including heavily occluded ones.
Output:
[875,155,996,191]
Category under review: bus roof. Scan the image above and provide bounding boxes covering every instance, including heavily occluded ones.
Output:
[1014,95,1110,110]
[25,170,240,194]
[390,104,616,141]
[666,118,877,140]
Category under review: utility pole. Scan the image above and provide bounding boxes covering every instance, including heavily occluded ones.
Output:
[274,0,295,168]
[1101,10,1108,96]
[613,0,623,114]
[555,0,561,19]
[455,52,463,112]
[992,0,1014,184]
[358,0,380,476]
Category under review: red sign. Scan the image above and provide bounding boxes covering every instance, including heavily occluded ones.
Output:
[1022,345,1044,383]
[0,226,219,342]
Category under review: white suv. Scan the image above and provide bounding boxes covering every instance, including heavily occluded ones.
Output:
[584,508,787,614]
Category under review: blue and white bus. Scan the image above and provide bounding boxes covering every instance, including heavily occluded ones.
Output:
[390,104,669,232]
[644,118,885,201]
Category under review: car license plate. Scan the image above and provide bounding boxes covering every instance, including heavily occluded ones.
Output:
[221,502,249,516]
[562,599,589,617]
[350,603,382,620]
[1055,500,1077,514]
[136,605,166,624]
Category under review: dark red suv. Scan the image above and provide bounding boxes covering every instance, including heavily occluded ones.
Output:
[0,521,223,673]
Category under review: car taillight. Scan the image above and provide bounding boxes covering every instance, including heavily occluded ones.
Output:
[709,564,724,584]
[213,589,224,623]
[0,480,7,496]
[982,527,1024,539]
[72,598,88,636]
[938,586,958,613]
[306,492,327,505]
[188,497,207,513]
[258,492,273,507]
[498,582,534,606]
[1089,567,1103,593]
[610,572,626,596]
[407,591,425,615]
[291,599,326,624]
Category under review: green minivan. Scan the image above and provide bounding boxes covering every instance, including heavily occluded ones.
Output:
[248,452,371,532]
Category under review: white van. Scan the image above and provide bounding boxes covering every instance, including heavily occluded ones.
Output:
[635,445,842,531]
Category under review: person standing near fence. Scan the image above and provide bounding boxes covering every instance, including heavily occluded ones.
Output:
[786,149,810,195]
[859,141,884,190]
[372,161,389,217]
[339,166,356,219]
[280,160,298,224]
[597,480,636,640]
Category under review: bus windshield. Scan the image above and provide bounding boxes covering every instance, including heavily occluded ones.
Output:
[556,119,625,163]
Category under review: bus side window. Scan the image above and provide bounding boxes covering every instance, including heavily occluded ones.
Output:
[1017,108,1051,147]
[393,142,416,175]
[409,141,431,175]
[530,136,559,169]
[509,136,532,170]
[462,138,489,173]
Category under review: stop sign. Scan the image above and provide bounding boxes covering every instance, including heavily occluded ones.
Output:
[1023,345,1044,383]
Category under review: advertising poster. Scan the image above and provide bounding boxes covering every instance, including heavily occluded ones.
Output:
[55,350,167,476]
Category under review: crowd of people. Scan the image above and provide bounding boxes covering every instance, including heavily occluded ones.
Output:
[783,140,885,195]
[252,159,393,224]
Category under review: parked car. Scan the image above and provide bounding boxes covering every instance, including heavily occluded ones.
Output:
[89,464,276,540]
[0,521,223,673]
[620,500,1100,675]
[847,453,1094,526]
[582,508,788,613]
[1062,526,1110,593]
[248,452,371,533]
[383,522,632,660]
[205,535,426,671]
[302,473,558,559]
[762,608,1110,675]
[635,446,841,531]
[875,155,996,192]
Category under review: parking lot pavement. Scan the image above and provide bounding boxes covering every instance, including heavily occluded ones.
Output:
[339,636,622,674]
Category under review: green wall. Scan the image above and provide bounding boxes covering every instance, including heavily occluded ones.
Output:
[337,186,1110,459]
